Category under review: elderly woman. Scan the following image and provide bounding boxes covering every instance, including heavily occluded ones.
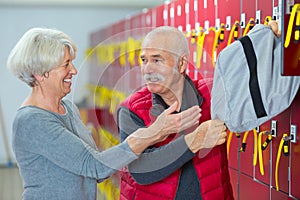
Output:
[7,27,201,200]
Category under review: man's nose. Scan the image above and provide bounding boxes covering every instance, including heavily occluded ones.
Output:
[142,62,155,74]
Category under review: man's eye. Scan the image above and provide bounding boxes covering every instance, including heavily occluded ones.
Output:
[141,58,147,64]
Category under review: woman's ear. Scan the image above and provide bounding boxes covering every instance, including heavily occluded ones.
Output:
[33,74,43,82]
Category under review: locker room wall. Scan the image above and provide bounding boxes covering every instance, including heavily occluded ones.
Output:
[85,0,300,199]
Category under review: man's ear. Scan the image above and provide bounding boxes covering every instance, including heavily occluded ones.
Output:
[178,55,188,74]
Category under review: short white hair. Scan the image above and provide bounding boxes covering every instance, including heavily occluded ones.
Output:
[7,27,77,87]
[142,26,189,58]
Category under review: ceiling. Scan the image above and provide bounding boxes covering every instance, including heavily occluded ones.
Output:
[0,0,166,8]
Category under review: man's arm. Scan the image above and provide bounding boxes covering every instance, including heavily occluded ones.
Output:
[118,107,195,184]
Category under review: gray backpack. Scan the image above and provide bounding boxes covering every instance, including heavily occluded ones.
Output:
[211,24,300,133]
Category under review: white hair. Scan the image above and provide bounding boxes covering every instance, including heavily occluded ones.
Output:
[7,27,77,87]
[142,26,190,58]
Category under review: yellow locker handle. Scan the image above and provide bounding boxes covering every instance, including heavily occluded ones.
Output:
[257,131,272,176]
[227,20,240,46]
[243,18,255,36]
[294,7,300,42]
[227,131,233,159]
[235,132,241,138]
[264,16,272,25]
[190,29,197,44]
[284,4,300,48]
[119,41,127,67]
[239,131,249,152]
[283,138,290,156]
[275,133,289,191]
[253,128,258,166]
[258,131,264,175]
[212,23,226,66]
[196,27,216,68]
[196,28,206,69]
[262,133,272,151]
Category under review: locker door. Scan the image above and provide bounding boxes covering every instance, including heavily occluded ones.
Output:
[217,0,240,49]
[174,0,186,30]
[186,0,197,79]
[281,0,300,75]
[271,109,291,196]
[256,0,273,25]
[240,173,270,200]
[241,0,256,34]
[215,0,241,174]
[290,92,300,199]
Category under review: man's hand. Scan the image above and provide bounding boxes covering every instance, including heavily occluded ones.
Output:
[127,102,201,155]
[268,20,281,37]
[185,119,227,153]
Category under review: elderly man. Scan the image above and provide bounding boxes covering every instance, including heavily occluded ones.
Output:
[117,26,231,200]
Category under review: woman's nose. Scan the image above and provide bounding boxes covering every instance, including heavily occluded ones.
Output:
[70,63,78,75]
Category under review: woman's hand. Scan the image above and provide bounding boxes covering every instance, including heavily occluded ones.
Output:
[149,101,201,137]
[127,101,201,155]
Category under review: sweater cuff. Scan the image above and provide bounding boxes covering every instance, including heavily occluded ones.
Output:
[119,140,139,159]
[179,135,195,156]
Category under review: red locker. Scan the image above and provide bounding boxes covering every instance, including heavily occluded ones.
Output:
[271,109,291,195]
[228,168,239,200]
[217,0,240,48]
[173,0,186,30]
[256,0,273,24]
[271,188,293,200]
[155,4,165,27]
[240,0,256,38]
[227,131,239,171]
[239,173,270,200]
[282,1,300,75]
[187,0,196,30]
[240,0,256,30]
[86,1,300,199]
[186,0,197,79]
[290,92,300,199]
[197,0,216,26]
[239,129,256,178]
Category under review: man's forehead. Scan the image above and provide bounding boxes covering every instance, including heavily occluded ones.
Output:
[142,47,165,53]
[141,49,174,60]
[142,34,173,50]
[141,47,178,57]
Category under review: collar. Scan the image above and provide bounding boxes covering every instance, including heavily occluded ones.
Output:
[150,75,203,117]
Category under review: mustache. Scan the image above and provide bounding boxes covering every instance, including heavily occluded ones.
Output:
[143,73,166,82]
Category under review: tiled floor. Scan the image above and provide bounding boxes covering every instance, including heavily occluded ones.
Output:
[0,166,23,200]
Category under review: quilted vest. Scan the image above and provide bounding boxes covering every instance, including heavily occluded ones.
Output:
[119,78,233,200]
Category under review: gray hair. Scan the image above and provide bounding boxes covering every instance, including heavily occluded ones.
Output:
[142,26,189,58]
[7,27,77,87]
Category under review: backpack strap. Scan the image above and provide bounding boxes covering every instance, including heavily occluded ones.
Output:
[239,36,267,118]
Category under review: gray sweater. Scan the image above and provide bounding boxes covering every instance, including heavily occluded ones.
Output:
[12,99,137,200]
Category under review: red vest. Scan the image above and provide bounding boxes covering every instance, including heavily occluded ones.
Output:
[119,78,233,200]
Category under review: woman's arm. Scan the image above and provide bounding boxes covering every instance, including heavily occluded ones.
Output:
[13,109,138,182]
[118,107,195,184]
